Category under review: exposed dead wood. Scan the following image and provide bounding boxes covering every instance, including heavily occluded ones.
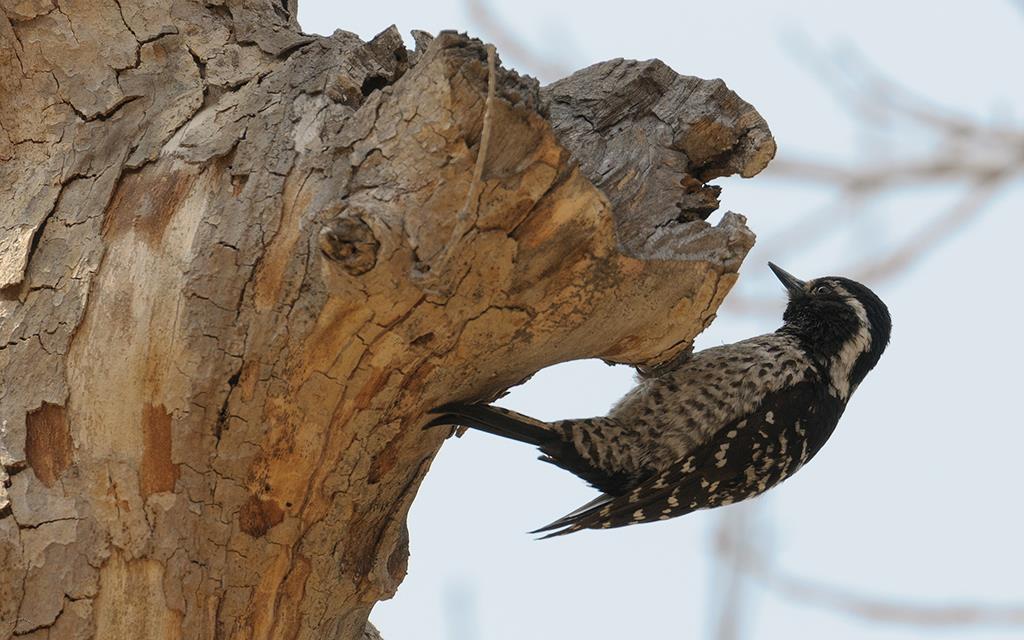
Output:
[0,2,774,638]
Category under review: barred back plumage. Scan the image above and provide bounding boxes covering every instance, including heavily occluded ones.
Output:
[426,263,891,537]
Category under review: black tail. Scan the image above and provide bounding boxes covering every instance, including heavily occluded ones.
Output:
[425,403,556,447]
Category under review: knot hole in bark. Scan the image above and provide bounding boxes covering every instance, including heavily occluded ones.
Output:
[318,213,380,275]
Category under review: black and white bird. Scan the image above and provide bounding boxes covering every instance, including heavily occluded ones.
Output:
[427,263,891,537]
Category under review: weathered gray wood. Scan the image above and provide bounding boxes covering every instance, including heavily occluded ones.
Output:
[0,2,774,638]
[544,58,774,259]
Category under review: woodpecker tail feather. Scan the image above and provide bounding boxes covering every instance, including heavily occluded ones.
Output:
[425,403,557,447]
[529,494,615,538]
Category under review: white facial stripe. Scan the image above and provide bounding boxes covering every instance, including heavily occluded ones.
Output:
[829,284,872,399]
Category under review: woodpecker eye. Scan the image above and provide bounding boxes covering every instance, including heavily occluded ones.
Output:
[813,284,830,295]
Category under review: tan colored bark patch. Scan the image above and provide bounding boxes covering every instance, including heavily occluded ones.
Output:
[94,552,183,640]
[102,167,198,246]
[239,495,286,538]
[253,169,316,310]
[140,403,179,498]
[367,434,402,485]
[25,403,74,488]
[266,555,312,638]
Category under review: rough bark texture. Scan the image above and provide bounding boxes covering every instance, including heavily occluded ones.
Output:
[0,2,774,638]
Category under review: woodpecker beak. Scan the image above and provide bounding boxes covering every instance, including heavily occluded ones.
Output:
[768,262,805,294]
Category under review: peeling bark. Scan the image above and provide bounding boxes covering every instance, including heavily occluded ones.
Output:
[0,2,774,638]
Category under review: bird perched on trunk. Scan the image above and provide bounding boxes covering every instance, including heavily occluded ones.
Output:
[427,263,891,537]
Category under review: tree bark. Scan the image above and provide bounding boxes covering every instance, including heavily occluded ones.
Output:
[0,2,774,638]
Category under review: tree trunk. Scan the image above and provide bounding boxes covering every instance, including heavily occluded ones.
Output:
[0,2,774,638]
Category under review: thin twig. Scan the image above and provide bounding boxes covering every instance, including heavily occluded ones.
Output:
[464,0,572,81]
[455,43,497,235]
[415,43,497,287]
[716,512,1024,628]
[442,43,496,255]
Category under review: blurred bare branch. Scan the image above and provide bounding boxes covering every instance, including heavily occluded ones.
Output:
[716,515,1024,628]
[728,42,1023,313]
[728,173,1008,315]
[709,505,763,639]
[851,175,1005,282]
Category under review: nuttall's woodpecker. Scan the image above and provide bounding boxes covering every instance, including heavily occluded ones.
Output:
[426,263,891,537]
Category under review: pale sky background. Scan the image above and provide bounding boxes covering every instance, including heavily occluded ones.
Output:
[298,2,1024,639]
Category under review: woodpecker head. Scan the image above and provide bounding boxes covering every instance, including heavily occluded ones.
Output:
[769,262,891,398]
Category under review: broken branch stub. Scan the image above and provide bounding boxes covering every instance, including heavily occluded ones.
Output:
[544,57,775,259]
[319,213,380,275]
[0,9,773,639]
